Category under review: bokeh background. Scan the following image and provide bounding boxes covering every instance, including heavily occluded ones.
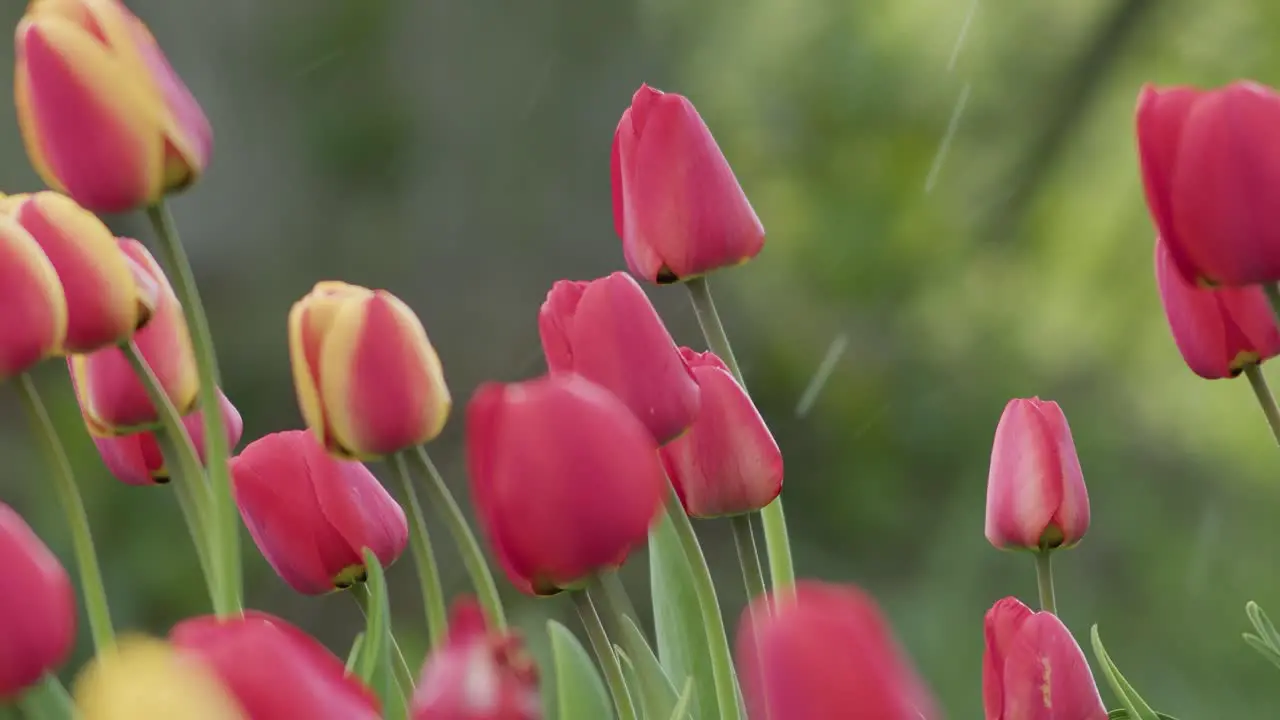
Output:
[2,0,1278,715]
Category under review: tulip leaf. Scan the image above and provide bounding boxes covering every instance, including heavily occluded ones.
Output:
[1245,601,1280,651]
[650,511,716,720]
[1106,712,1182,719]
[548,620,616,720]
[670,677,695,720]
[1243,633,1280,670]
[16,675,79,720]
[615,648,646,716]
[617,614,686,720]
[358,549,404,720]
[1090,625,1159,720]
[345,632,366,673]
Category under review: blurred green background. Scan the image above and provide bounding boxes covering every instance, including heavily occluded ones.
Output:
[2,0,1279,715]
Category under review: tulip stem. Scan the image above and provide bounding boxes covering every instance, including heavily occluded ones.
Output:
[411,446,508,630]
[16,374,115,654]
[730,514,768,603]
[390,453,447,649]
[124,341,219,606]
[1034,550,1057,615]
[1244,364,1280,448]
[146,201,242,616]
[662,486,744,720]
[685,276,794,593]
[572,591,638,720]
[352,585,417,696]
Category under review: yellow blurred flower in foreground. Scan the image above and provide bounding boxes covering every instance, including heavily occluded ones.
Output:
[74,636,246,720]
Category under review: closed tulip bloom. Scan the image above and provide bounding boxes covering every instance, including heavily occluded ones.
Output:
[69,238,198,435]
[1136,81,1280,286]
[984,597,1107,720]
[467,373,666,596]
[411,598,541,720]
[612,84,765,283]
[738,581,940,720]
[0,216,66,381]
[1154,237,1280,379]
[985,398,1090,551]
[289,281,450,460]
[15,0,212,212]
[231,430,408,594]
[9,191,158,352]
[171,611,380,720]
[539,272,699,444]
[660,347,782,517]
[0,503,76,699]
[94,388,243,486]
[74,636,246,720]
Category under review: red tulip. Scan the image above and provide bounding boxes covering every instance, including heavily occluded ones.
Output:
[0,502,76,699]
[15,0,212,212]
[171,611,380,720]
[737,581,940,720]
[7,191,158,353]
[984,597,1107,720]
[411,597,541,720]
[467,373,665,596]
[230,430,408,594]
[660,347,782,517]
[289,281,451,460]
[93,388,243,486]
[69,237,199,436]
[1136,81,1280,286]
[985,398,1090,551]
[612,84,765,283]
[0,215,66,381]
[539,272,699,444]
[1154,237,1280,379]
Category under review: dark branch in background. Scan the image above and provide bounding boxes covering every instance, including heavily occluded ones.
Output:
[982,0,1158,247]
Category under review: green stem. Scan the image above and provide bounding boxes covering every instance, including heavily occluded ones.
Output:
[16,374,114,652]
[16,674,78,720]
[730,514,767,604]
[1034,550,1057,615]
[1244,364,1280,448]
[353,585,417,697]
[146,201,241,616]
[662,486,743,720]
[685,276,794,592]
[410,446,507,630]
[1265,284,1280,330]
[124,341,218,605]
[390,453,447,648]
[572,590,637,720]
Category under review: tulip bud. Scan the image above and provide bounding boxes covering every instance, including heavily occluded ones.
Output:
[660,347,782,517]
[737,581,941,720]
[983,597,1107,720]
[15,0,212,212]
[411,597,542,720]
[0,216,67,381]
[466,373,665,596]
[289,281,451,460]
[539,272,699,444]
[1153,237,1280,379]
[171,611,380,720]
[1136,81,1280,286]
[9,191,158,352]
[0,502,76,699]
[94,388,243,486]
[612,84,765,283]
[69,238,198,435]
[985,398,1090,551]
[231,430,408,594]
[74,636,247,720]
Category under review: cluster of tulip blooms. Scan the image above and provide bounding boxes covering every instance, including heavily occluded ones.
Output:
[3,2,1280,719]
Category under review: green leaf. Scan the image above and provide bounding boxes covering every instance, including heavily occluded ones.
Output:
[615,648,645,717]
[670,677,696,720]
[617,614,684,719]
[1106,711,1182,719]
[548,619,616,720]
[1244,633,1280,670]
[1091,625,1159,720]
[345,632,366,673]
[1246,601,1280,651]
[359,548,405,720]
[650,511,716,720]
[17,675,79,720]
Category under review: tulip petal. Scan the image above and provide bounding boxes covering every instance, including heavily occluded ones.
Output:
[0,218,67,380]
[288,282,370,450]
[310,445,409,577]
[0,504,76,699]
[611,111,630,241]
[465,382,533,595]
[1035,401,1089,548]
[17,18,165,212]
[1173,82,1280,285]
[985,399,1064,549]
[983,597,1035,719]
[537,280,587,374]
[1000,613,1107,720]
[1135,84,1201,284]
